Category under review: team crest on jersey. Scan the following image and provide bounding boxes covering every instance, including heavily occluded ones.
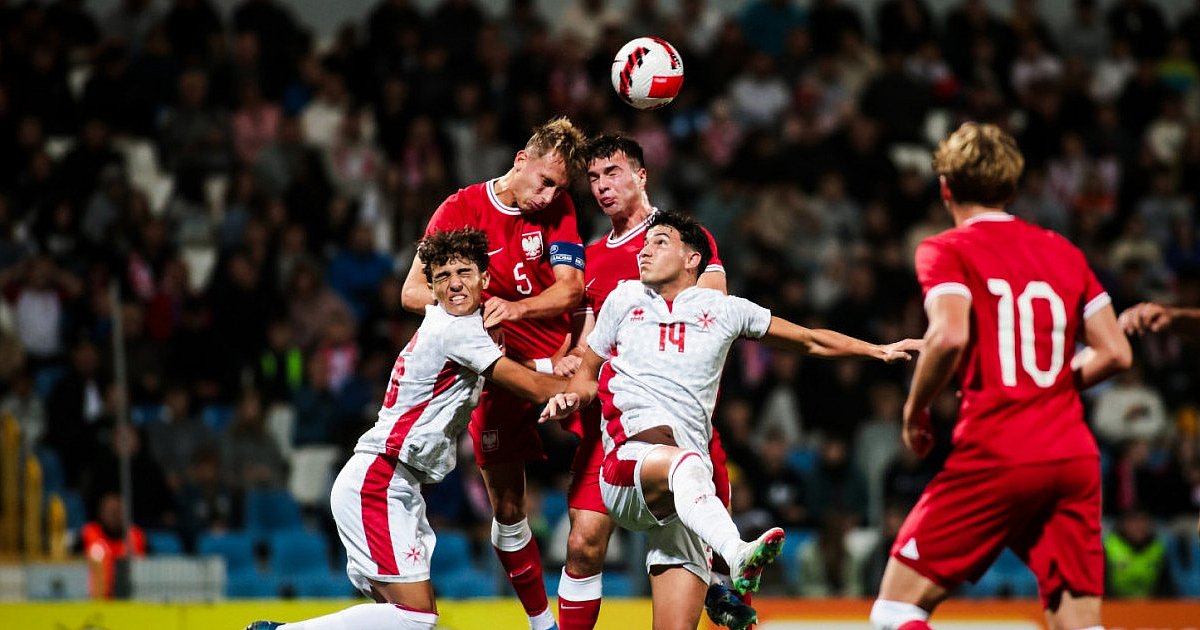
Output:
[481,429,499,452]
[521,231,543,259]
[630,307,645,322]
[696,311,716,331]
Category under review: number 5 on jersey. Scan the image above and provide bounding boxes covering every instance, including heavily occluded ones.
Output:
[659,322,686,352]
[987,279,1066,388]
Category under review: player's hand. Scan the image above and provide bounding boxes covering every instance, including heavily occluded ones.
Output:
[1118,302,1172,335]
[539,392,580,423]
[554,354,582,377]
[483,297,528,329]
[880,338,923,363]
[902,405,935,458]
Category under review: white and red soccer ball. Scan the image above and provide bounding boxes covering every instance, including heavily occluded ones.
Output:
[610,37,684,110]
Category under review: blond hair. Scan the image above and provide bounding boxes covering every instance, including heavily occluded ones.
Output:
[932,122,1025,207]
[525,117,587,178]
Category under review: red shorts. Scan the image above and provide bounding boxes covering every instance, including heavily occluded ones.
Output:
[468,383,544,467]
[891,457,1103,607]
[567,404,732,512]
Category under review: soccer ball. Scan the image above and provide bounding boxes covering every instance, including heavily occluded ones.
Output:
[611,37,684,110]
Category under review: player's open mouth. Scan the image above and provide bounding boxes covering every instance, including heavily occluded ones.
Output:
[449,294,467,305]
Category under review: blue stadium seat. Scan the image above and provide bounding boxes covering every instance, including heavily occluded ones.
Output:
[543,570,559,598]
[244,488,304,539]
[227,570,279,598]
[1166,533,1200,597]
[33,366,64,401]
[786,449,817,475]
[541,489,568,529]
[130,404,165,426]
[431,530,474,573]
[268,530,331,575]
[964,549,1038,598]
[778,527,815,589]
[198,531,257,575]
[294,573,354,598]
[603,570,634,597]
[60,490,87,532]
[434,567,497,598]
[146,529,183,555]
[36,447,66,497]
[200,404,236,433]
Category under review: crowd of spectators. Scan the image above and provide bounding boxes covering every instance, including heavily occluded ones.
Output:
[1,0,1199,598]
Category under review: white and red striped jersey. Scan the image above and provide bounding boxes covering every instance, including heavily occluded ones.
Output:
[587,281,771,456]
[355,304,503,482]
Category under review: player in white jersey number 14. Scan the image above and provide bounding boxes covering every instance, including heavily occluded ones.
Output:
[540,211,922,629]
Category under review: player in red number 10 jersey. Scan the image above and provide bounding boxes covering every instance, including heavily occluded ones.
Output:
[401,119,587,630]
[869,123,1132,630]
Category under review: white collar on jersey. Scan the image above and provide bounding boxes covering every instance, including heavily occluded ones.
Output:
[486,178,522,216]
[606,207,658,247]
[962,211,1014,226]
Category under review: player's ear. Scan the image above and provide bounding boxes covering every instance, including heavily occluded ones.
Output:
[479,270,490,291]
[513,150,527,170]
[939,175,953,203]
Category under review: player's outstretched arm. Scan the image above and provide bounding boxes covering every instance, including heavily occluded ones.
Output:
[902,293,971,457]
[539,348,604,423]
[483,357,568,404]
[759,317,921,363]
[401,251,435,314]
[483,265,584,328]
[1119,302,1200,341]
[1075,303,1132,390]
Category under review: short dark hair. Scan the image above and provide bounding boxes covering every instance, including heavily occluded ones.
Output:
[648,210,711,278]
[418,228,490,282]
[584,134,645,171]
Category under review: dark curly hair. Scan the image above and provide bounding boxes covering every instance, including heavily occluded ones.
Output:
[648,210,711,278]
[417,228,491,282]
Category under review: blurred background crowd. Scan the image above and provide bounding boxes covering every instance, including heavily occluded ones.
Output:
[1,0,1199,601]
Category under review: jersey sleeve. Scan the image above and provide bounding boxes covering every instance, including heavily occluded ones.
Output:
[442,316,504,374]
[1078,250,1112,320]
[546,197,585,269]
[587,283,629,359]
[425,191,473,236]
[725,295,772,339]
[702,227,725,275]
[914,238,972,312]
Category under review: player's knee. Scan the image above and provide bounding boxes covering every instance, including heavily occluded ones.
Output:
[869,599,929,630]
[566,527,609,575]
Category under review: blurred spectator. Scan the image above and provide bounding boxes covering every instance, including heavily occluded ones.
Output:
[677,0,723,55]
[45,340,107,484]
[103,0,161,52]
[853,383,903,525]
[1107,0,1169,60]
[255,318,305,404]
[808,0,863,58]
[284,260,353,351]
[1104,507,1172,597]
[1059,0,1107,63]
[558,0,622,53]
[862,502,909,596]
[221,389,288,489]
[876,0,934,56]
[740,0,806,58]
[882,445,935,511]
[83,420,177,529]
[145,383,215,491]
[231,80,282,166]
[159,69,231,207]
[176,446,241,550]
[292,352,339,446]
[162,0,224,65]
[2,255,82,366]
[0,368,46,453]
[231,0,303,99]
[81,491,146,599]
[797,511,863,597]
[803,436,868,526]
[745,428,808,528]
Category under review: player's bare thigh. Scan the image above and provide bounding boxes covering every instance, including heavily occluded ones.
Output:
[648,564,706,630]
[369,578,436,612]
[629,426,683,519]
[877,557,949,612]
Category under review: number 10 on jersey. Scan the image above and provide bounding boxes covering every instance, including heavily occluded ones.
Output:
[987,278,1066,388]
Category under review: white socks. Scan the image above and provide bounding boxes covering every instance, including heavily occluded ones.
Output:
[529,607,557,630]
[280,603,438,630]
[491,517,534,552]
[667,451,743,566]
[558,568,603,601]
[869,600,928,630]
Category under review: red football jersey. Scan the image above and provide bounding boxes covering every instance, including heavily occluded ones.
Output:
[915,213,1110,470]
[580,212,725,317]
[426,180,583,361]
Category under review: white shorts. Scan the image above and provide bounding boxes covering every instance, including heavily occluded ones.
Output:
[331,452,435,594]
[599,441,712,583]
